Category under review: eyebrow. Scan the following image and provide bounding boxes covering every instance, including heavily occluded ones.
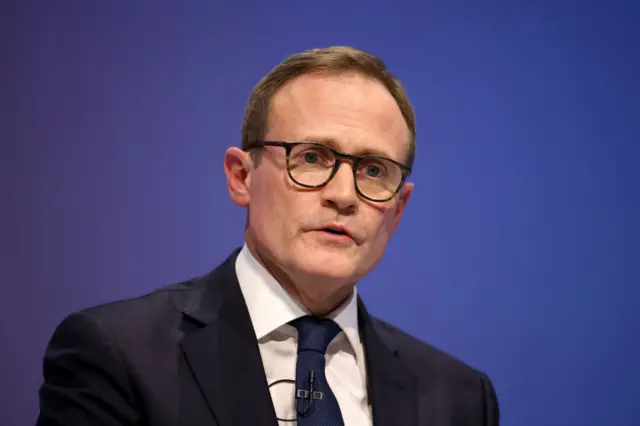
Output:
[300,135,395,159]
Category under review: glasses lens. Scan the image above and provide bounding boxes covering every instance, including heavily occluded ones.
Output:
[287,143,404,201]
[355,157,403,200]
[288,143,335,186]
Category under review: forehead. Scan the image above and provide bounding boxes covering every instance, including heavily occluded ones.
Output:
[267,72,410,162]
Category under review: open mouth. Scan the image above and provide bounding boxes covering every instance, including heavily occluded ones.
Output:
[324,228,346,235]
[321,227,349,238]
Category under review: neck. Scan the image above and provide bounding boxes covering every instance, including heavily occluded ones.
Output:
[245,240,355,317]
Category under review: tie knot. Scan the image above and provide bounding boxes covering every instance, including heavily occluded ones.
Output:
[291,316,342,354]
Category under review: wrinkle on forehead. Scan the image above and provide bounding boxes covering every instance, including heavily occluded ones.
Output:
[267,72,410,163]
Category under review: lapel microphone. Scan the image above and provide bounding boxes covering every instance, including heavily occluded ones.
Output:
[267,369,325,422]
[296,370,324,417]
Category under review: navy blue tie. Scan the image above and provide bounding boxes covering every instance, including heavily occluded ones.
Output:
[291,316,345,426]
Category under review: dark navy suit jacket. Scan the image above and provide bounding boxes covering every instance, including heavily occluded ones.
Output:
[37,248,499,425]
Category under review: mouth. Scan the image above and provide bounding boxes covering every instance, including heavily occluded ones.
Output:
[323,228,348,236]
[317,225,353,240]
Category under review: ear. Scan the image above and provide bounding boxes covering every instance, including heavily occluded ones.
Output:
[224,147,253,207]
[393,182,414,228]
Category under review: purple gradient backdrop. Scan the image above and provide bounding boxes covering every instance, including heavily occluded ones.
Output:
[2,2,639,425]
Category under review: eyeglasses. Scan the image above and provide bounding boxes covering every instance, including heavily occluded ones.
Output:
[245,141,412,202]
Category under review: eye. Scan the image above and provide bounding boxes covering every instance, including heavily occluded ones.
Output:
[295,145,333,166]
[303,151,319,164]
[365,164,382,177]
[358,160,388,179]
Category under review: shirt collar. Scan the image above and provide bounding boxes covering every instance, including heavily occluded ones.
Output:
[234,243,361,355]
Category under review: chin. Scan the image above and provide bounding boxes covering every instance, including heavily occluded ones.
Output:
[293,249,361,282]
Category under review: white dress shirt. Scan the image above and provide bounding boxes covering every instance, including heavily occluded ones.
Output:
[235,244,372,425]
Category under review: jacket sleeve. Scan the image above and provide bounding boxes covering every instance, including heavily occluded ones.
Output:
[36,311,141,426]
[480,372,500,426]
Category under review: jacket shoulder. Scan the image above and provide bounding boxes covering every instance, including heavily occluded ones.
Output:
[80,278,195,325]
[66,248,241,344]
[369,316,500,424]
[56,276,207,358]
[370,316,487,382]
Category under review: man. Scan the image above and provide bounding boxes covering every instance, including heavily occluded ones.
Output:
[37,46,499,425]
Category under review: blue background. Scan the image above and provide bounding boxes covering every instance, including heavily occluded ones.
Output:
[3,1,639,425]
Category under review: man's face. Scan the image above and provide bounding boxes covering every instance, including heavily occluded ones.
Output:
[229,72,413,302]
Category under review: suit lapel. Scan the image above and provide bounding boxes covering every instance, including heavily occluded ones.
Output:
[179,250,279,426]
[177,249,417,426]
[359,299,417,426]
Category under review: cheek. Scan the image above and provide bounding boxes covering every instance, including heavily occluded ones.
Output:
[363,208,398,257]
[368,204,397,239]
[249,171,296,242]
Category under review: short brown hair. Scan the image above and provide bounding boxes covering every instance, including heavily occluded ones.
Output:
[241,46,416,169]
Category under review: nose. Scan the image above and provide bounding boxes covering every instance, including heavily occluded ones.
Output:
[321,162,358,214]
